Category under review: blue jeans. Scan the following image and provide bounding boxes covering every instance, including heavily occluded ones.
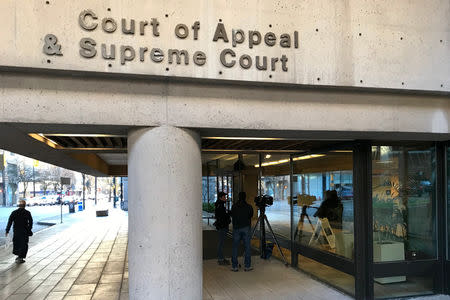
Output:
[232,226,251,268]
[217,228,227,260]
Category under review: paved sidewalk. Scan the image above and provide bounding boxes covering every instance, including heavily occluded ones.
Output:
[1,210,447,300]
[0,208,128,300]
[0,206,75,247]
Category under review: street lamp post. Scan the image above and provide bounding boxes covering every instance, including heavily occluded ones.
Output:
[33,164,35,198]
[82,174,85,209]
[113,177,116,208]
[94,176,97,205]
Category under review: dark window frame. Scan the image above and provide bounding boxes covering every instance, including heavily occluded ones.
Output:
[207,139,450,299]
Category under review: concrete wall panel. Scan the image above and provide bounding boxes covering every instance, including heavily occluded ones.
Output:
[0,0,448,91]
[0,73,448,135]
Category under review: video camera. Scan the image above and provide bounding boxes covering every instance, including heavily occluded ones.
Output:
[254,194,274,208]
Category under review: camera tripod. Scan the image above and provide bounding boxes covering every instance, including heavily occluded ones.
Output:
[293,205,315,242]
[250,205,289,266]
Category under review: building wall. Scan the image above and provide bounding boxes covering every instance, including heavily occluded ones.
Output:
[0,73,448,136]
[0,0,448,136]
[0,0,449,91]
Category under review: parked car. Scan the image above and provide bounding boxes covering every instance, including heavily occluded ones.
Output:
[409,180,433,197]
[47,195,59,205]
[25,197,40,206]
[38,196,48,206]
[337,184,353,200]
[63,195,75,204]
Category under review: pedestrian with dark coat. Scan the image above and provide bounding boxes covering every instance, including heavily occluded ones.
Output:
[231,192,254,272]
[314,190,343,227]
[214,191,231,265]
[5,200,33,263]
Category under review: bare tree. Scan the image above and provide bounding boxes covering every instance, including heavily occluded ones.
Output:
[46,165,76,193]
[85,178,92,194]
[6,163,19,205]
[37,168,51,195]
[17,162,34,198]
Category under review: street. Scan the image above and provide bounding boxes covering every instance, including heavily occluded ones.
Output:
[0,203,86,245]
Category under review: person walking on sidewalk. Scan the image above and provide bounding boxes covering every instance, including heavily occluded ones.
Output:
[231,192,253,272]
[214,191,231,265]
[5,200,33,263]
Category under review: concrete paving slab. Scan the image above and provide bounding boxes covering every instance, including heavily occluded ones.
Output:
[67,283,96,296]
[75,268,103,284]
[2,204,443,300]
[63,295,92,300]
[27,284,56,300]
[94,282,122,294]
[91,292,120,300]
[45,291,67,300]
[6,293,29,300]
[52,278,76,292]
[99,274,123,283]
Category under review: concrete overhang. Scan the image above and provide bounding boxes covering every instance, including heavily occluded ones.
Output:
[0,123,132,177]
[2,123,448,178]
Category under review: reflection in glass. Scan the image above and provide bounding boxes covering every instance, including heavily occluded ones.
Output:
[372,145,436,263]
[447,147,450,261]
[298,254,355,296]
[372,145,436,297]
[201,154,238,212]
[292,151,354,260]
[260,154,291,239]
[447,147,450,260]
[374,276,433,299]
[201,175,217,215]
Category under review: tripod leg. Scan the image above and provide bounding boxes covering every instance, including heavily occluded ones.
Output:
[305,214,315,233]
[250,215,262,240]
[293,226,299,240]
[297,213,307,241]
[263,215,288,266]
[293,214,303,240]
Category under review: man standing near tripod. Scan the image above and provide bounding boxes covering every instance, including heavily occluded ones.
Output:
[214,192,231,265]
[231,192,253,272]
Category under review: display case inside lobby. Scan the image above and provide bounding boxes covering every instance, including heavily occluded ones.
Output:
[372,144,436,298]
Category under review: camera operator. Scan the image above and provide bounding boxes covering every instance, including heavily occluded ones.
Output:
[314,190,343,227]
[214,192,231,265]
[231,192,254,272]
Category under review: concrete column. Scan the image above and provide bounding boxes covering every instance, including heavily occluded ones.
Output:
[128,126,202,300]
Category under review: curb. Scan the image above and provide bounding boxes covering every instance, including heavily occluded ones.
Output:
[36,220,58,226]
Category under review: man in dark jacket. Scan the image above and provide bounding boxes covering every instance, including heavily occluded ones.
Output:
[214,192,231,265]
[314,190,343,227]
[231,192,253,272]
[6,200,33,263]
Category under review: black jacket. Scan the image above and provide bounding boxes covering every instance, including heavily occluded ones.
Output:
[214,201,230,229]
[6,207,33,236]
[231,201,253,229]
[314,200,343,224]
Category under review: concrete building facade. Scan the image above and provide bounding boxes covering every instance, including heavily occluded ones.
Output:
[0,0,449,299]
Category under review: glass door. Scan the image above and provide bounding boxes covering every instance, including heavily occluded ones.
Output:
[372,144,437,299]
[291,148,355,296]
[446,145,450,293]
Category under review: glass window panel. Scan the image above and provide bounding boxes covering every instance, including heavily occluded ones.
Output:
[298,254,355,296]
[260,154,291,239]
[374,275,433,299]
[202,154,239,211]
[447,147,450,260]
[202,176,208,203]
[372,145,436,261]
[292,151,354,260]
